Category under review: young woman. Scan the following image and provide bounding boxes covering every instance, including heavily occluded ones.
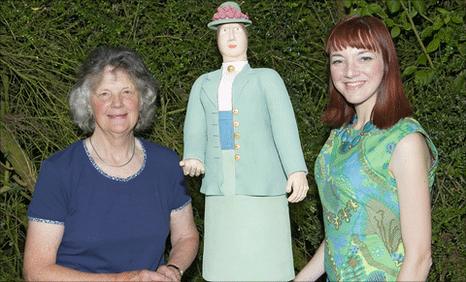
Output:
[296,16,438,281]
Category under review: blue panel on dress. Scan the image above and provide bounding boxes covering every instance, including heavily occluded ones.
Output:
[218,111,234,150]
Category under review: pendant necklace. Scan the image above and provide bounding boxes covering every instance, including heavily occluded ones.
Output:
[89,136,136,167]
[339,118,375,153]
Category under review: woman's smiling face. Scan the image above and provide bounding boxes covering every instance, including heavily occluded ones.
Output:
[90,66,140,136]
[330,47,384,108]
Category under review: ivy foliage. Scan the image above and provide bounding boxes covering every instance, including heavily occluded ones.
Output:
[0,0,464,281]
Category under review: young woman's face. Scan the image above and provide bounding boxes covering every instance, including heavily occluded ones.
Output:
[330,47,384,108]
[90,67,140,136]
[217,23,248,62]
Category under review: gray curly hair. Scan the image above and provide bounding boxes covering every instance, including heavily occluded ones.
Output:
[69,46,158,133]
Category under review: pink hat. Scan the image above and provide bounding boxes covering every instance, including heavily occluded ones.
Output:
[207,1,252,30]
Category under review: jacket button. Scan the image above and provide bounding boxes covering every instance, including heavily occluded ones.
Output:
[234,154,240,161]
[233,108,239,115]
[234,144,240,149]
[233,121,239,127]
[234,132,240,139]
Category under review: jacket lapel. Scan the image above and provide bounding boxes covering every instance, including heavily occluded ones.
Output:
[202,69,222,106]
[232,64,252,101]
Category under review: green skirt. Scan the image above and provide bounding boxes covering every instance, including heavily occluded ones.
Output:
[202,151,294,281]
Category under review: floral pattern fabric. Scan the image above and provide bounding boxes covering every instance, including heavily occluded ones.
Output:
[315,117,438,281]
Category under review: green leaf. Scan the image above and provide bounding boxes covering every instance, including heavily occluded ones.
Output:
[413,0,426,15]
[453,72,466,93]
[451,15,464,24]
[417,54,427,65]
[343,0,352,8]
[402,65,417,76]
[386,0,401,13]
[400,11,412,30]
[444,15,451,24]
[436,7,449,15]
[426,37,441,53]
[360,6,370,16]
[420,26,433,39]
[385,18,395,27]
[433,16,444,30]
[414,69,435,85]
[391,26,401,38]
[368,3,382,14]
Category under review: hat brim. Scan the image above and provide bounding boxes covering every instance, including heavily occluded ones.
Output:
[207,18,252,30]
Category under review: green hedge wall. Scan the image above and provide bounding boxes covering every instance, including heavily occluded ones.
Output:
[0,0,464,280]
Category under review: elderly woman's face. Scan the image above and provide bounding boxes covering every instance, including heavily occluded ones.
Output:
[90,66,140,136]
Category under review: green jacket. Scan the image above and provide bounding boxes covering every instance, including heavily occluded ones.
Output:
[183,64,307,196]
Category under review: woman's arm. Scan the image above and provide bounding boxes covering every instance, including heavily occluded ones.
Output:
[23,221,169,281]
[295,240,326,281]
[390,133,433,281]
[157,203,199,281]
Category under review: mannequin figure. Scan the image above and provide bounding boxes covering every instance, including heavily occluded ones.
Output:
[180,2,308,280]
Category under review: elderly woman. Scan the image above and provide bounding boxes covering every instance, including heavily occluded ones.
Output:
[296,16,438,281]
[23,47,199,281]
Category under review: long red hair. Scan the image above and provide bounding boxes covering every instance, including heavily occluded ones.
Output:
[322,16,412,129]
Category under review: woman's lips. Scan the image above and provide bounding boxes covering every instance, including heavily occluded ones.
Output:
[228,44,237,48]
[108,113,128,119]
[344,81,365,90]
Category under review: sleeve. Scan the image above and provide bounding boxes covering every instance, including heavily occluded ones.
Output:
[404,119,439,188]
[168,164,192,212]
[260,69,308,175]
[182,75,207,163]
[27,160,68,224]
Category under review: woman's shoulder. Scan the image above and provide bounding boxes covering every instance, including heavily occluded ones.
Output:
[139,139,180,162]
[195,69,221,81]
[43,140,85,167]
[251,67,282,78]
[389,117,425,134]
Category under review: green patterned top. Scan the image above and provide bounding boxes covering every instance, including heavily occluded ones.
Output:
[315,117,438,281]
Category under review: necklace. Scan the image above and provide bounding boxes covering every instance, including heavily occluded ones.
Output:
[339,120,375,153]
[89,136,136,167]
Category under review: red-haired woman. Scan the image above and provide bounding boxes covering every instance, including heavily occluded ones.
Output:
[296,16,438,281]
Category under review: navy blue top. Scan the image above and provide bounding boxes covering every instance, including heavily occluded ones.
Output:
[27,139,191,273]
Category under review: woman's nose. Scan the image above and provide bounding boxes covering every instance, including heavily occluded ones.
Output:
[344,61,359,78]
[110,93,123,107]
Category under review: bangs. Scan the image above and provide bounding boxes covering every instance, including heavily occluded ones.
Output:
[326,18,380,53]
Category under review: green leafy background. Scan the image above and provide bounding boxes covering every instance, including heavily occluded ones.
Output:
[0,0,464,280]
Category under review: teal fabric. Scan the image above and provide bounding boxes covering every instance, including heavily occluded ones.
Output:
[315,117,438,281]
[202,150,294,281]
[183,64,307,196]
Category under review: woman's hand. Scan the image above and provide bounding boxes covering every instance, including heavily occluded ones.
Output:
[121,269,171,281]
[286,171,309,203]
[155,265,181,281]
[179,159,205,177]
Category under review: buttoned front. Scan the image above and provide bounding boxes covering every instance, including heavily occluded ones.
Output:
[183,64,308,196]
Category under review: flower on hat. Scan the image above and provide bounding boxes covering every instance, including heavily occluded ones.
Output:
[212,5,249,21]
